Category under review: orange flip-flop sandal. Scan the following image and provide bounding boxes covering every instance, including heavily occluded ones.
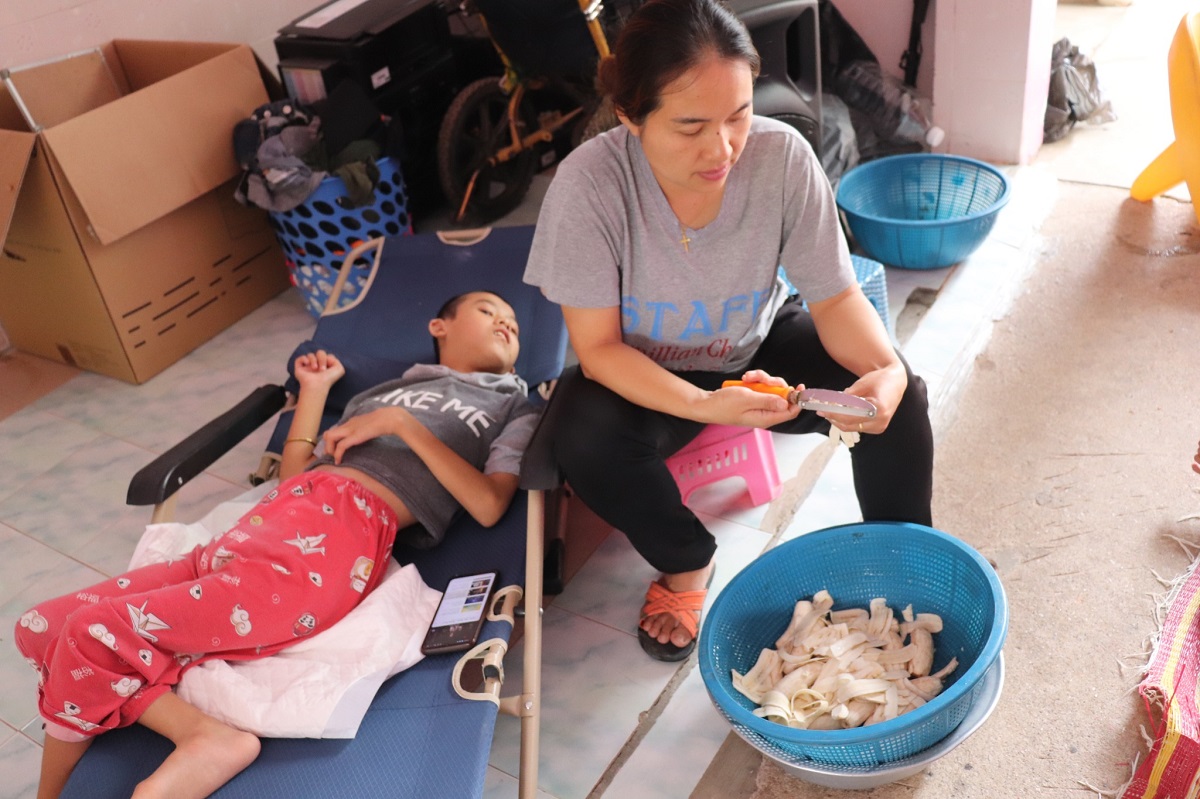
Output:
[637,569,714,662]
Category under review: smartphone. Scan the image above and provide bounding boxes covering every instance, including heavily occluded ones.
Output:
[420,571,498,655]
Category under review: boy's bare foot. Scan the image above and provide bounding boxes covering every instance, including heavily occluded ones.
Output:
[132,692,261,799]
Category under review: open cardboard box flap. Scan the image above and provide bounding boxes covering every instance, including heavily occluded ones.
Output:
[38,43,268,245]
[0,129,34,247]
[107,40,245,93]
[0,40,287,384]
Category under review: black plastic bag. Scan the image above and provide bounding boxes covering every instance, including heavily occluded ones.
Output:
[1044,37,1116,143]
[819,92,859,192]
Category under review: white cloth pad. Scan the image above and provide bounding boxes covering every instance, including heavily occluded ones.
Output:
[128,482,441,738]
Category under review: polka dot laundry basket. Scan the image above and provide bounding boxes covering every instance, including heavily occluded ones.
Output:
[269,156,412,317]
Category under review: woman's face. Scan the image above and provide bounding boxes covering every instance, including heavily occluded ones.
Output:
[622,55,755,202]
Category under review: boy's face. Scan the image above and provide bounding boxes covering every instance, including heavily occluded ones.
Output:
[430,292,520,374]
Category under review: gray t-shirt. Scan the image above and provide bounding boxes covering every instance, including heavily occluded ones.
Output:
[308,365,538,548]
[524,115,854,373]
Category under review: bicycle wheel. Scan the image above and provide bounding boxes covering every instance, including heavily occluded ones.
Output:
[437,77,539,224]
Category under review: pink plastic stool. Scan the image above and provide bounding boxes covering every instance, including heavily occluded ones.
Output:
[666,425,782,507]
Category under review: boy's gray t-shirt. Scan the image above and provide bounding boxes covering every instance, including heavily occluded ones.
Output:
[524,115,854,373]
[308,365,538,548]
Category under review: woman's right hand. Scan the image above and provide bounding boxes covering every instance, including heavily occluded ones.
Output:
[294,350,345,392]
[563,303,802,428]
[707,369,801,428]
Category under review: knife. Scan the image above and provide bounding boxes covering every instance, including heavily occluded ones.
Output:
[720,381,877,418]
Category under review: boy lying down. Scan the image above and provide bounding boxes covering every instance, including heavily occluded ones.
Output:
[14,291,537,799]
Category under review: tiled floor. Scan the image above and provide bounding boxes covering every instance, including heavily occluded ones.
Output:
[0,0,1172,795]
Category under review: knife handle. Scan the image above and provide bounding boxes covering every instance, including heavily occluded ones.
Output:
[720,380,796,402]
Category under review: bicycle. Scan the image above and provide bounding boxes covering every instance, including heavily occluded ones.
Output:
[437,0,639,224]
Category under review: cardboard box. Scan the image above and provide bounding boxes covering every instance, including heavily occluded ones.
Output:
[0,41,290,383]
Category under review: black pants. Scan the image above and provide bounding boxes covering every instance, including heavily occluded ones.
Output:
[552,301,934,574]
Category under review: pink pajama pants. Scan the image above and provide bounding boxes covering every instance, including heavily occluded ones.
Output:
[13,471,397,741]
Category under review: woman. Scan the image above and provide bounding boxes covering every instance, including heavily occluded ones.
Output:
[524,0,934,661]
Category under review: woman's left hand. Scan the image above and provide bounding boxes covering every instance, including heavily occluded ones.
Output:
[819,362,907,436]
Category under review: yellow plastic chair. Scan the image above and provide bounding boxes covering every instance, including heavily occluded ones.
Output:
[1131,12,1200,223]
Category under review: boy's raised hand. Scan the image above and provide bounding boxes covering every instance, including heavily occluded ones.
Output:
[294,350,345,392]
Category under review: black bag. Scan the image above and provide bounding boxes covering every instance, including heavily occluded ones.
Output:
[1044,38,1116,143]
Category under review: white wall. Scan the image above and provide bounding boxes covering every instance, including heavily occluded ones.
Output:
[833,0,1056,164]
[933,0,1056,164]
[0,0,318,73]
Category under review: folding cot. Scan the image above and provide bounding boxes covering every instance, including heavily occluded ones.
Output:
[60,225,566,798]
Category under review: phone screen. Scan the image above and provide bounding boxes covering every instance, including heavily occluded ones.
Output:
[421,572,497,655]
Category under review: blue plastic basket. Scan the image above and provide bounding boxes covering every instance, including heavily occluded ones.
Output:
[786,254,889,330]
[850,254,888,330]
[836,154,1010,270]
[269,157,412,318]
[698,522,1008,768]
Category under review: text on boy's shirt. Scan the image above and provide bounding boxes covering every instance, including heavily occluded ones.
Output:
[371,388,495,436]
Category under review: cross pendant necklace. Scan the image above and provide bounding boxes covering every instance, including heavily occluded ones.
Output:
[678,221,691,253]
